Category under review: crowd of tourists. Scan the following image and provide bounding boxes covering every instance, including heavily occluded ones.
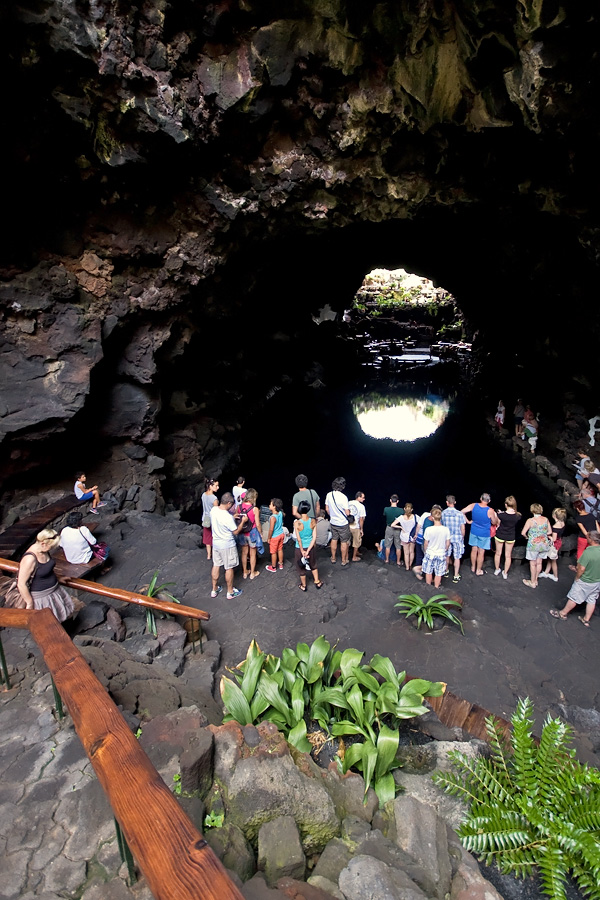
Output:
[201,471,600,627]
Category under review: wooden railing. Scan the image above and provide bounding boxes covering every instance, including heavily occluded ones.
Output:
[0,557,210,622]
[0,607,243,900]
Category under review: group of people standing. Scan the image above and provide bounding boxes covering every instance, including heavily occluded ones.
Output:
[200,475,367,598]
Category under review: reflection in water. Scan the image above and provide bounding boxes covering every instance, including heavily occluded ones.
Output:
[353,393,450,442]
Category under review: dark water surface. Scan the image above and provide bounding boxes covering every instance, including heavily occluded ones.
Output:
[221,374,557,544]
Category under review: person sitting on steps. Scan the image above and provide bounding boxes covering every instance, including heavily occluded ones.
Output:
[74,472,105,515]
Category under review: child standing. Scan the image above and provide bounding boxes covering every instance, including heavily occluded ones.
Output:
[540,508,566,582]
[293,500,322,591]
[266,498,285,572]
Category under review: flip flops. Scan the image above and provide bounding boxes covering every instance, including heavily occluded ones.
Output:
[549,609,567,620]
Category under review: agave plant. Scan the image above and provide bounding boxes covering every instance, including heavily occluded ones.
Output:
[395,593,464,634]
[433,698,600,900]
[140,571,180,637]
[220,638,444,806]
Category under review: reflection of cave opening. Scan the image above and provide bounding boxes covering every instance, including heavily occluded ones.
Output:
[353,392,451,442]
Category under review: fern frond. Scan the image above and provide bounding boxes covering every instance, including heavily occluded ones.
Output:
[553,820,600,874]
[536,843,569,900]
[446,752,512,806]
[510,697,537,794]
[534,715,574,806]
[572,864,600,900]
[432,770,483,806]
[565,794,600,832]
[488,845,539,877]
[458,811,534,854]
[485,714,513,783]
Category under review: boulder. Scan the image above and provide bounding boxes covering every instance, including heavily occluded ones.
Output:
[310,838,351,884]
[210,722,340,853]
[339,855,428,900]
[389,796,452,900]
[206,822,255,882]
[450,862,504,900]
[321,768,378,822]
[258,816,306,886]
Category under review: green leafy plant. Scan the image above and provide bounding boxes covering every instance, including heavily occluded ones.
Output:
[395,593,464,634]
[220,638,444,806]
[140,571,180,637]
[433,698,600,900]
[172,773,182,795]
[204,812,225,829]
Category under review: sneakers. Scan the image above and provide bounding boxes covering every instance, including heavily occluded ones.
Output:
[443,571,450,578]
[210,586,223,599]
[452,574,461,583]
[502,571,508,580]
[90,507,99,514]
[494,568,501,576]
[539,572,549,578]
[227,588,243,600]
[278,563,284,570]
[548,574,558,582]
[97,501,107,508]
[266,565,277,573]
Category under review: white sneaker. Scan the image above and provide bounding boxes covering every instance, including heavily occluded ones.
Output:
[502,571,507,580]
[538,572,549,578]
[549,574,558,582]
[494,568,501,576]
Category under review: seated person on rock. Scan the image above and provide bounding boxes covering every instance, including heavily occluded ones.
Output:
[74,472,105,514]
[60,512,99,564]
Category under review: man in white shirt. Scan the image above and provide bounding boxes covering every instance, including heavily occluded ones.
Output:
[348,491,366,562]
[422,508,451,587]
[325,477,351,566]
[210,492,248,600]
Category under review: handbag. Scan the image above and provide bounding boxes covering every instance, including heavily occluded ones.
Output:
[3,553,38,609]
[81,529,109,562]
[91,541,110,561]
[202,514,211,528]
[547,545,558,560]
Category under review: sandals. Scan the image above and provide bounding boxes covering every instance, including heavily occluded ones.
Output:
[578,616,590,628]
[550,609,567,620]
[250,572,260,580]
[330,558,336,564]
[298,584,307,592]
[522,579,537,588]
[315,581,323,590]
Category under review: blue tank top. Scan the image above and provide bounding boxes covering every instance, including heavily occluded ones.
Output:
[295,518,313,549]
[271,511,283,538]
[471,504,491,538]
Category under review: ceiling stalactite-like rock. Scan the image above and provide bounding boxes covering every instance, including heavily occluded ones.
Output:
[0,1,598,501]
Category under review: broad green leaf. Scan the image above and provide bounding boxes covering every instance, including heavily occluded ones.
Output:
[308,635,330,669]
[397,689,424,707]
[423,681,446,698]
[257,673,292,726]
[361,739,378,797]
[313,687,351,710]
[220,676,253,725]
[340,648,364,680]
[343,741,366,773]
[264,654,281,675]
[394,703,429,719]
[250,692,270,720]
[240,644,265,701]
[331,721,369,738]
[375,724,400,779]
[291,677,305,724]
[374,772,397,806]
[296,642,310,663]
[282,647,300,673]
[325,649,342,682]
[262,710,288,729]
[405,678,434,697]
[368,654,399,685]
[346,684,366,727]
[305,663,325,685]
[353,666,381,694]
[287,720,311,753]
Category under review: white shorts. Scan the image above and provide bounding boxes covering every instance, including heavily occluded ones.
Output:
[213,544,239,570]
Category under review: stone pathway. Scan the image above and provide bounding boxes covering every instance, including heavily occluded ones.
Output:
[1,508,598,898]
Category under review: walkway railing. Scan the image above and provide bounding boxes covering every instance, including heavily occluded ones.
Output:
[0,607,243,900]
[0,557,210,621]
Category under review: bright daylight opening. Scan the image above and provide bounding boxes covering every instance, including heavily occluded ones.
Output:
[353,393,450,442]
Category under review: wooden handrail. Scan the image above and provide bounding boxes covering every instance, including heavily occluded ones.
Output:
[0,608,243,900]
[0,557,209,621]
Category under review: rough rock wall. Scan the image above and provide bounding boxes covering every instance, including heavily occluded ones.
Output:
[0,1,598,504]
